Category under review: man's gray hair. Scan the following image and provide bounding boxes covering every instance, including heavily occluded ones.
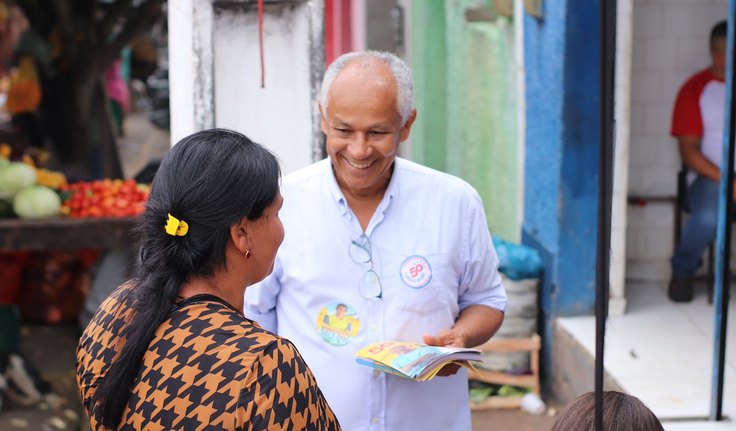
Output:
[319,50,414,124]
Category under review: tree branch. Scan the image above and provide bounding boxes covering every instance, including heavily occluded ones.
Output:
[98,0,165,71]
[16,0,54,37]
[75,0,102,76]
[96,0,133,46]
[52,0,77,64]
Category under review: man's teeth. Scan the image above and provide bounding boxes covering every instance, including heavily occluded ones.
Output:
[347,159,372,169]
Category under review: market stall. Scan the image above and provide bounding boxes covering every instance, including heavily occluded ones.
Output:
[0,151,149,351]
[0,216,138,251]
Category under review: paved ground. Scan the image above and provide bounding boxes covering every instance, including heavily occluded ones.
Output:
[559,282,736,430]
[117,110,171,179]
[0,325,87,431]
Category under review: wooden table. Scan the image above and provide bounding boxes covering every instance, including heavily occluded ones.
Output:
[0,217,139,353]
[0,217,139,251]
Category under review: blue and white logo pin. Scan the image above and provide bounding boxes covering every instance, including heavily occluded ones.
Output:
[399,255,432,289]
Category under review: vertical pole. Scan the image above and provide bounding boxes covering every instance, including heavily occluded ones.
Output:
[710,0,736,421]
[596,0,616,429]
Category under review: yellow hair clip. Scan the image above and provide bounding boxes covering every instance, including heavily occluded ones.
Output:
[165,213,189,237]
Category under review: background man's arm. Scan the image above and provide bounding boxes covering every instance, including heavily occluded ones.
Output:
[678,135,736,200]
[679,135,720,181]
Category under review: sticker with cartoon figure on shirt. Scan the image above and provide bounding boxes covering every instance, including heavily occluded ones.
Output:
[400,255,433,289]
[316,301,361,346]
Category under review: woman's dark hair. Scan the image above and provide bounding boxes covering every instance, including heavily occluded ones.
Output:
[92,128,280,429]
[551,391,664,431]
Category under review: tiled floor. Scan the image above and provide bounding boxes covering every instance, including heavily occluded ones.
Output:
[559,281,736,430]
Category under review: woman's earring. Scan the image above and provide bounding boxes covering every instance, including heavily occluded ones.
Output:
[245,250,252,260]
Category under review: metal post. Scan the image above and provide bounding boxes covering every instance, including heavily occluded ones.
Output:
[710,0,736,421]
[596,0,616,429]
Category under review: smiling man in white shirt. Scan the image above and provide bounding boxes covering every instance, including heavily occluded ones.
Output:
[244,50,506,431]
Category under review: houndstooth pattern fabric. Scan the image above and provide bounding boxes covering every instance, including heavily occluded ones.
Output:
[77,287,340,430]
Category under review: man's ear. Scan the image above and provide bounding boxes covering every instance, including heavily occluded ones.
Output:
[319,103,328,135]
[400,108,418,143]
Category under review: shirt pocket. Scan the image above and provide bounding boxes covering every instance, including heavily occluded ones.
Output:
[393,252,457,317]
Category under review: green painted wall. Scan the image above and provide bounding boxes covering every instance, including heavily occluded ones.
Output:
[411,0,520,242]
[410,1,448,172]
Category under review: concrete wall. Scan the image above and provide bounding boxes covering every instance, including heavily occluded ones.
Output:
[522,0,600,388]
[409,1,447,172]
[610,0,633,315]
[522,0,565,255]
[365,0,400,53]
[523,0,599,315]
[168,0,324,174]
[213,4,316,174]
[411,0,521,242]
[626,0,728,281]
[552,321,624,405]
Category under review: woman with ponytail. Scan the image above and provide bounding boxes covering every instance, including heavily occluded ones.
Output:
[76,129,340,430]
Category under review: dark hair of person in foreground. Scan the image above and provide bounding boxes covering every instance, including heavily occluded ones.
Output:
[551,391,664,431]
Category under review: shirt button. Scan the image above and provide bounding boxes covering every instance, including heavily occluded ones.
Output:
[370,324,378,332]
[371,417,380,424]
[373,369,381,378]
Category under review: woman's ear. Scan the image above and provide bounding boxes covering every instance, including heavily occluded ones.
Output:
[230,217,250,253]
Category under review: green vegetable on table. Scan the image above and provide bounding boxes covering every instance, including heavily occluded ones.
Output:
[13,185,61,219]
[0,162,36,199]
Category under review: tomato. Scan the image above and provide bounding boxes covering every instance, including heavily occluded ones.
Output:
[60,179,149,218]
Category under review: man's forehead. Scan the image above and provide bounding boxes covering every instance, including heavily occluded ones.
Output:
[328,115,393,129]
[332,61,394,90]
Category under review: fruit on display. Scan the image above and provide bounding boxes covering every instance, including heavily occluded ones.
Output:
[21,154,67,189]
[60,178,149,218]
[0,161,36,199]
[0,144,149,220]
[33,168,67,189]
[12,185,61,219]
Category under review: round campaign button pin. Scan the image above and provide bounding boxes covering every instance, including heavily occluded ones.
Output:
[315,301,361,346]
[399,255,432,289]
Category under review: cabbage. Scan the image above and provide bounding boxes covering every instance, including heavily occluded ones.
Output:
[13,185,61,219]
[0,162,36,198]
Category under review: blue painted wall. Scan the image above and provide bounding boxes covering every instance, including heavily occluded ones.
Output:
[558,0,600,314]
[522,0,600,389]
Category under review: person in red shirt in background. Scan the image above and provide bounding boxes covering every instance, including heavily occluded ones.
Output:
[669,21,728,302]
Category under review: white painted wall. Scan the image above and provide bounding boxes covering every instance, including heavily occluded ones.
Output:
[168,0,214,143]
[626,0,728,282]
[169,0,324,175]
[214,5,315,174]
[610,0,633,315]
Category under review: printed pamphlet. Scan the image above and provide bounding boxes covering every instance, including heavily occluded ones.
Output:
[355,340,482,381]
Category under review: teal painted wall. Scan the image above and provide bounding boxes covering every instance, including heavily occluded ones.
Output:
[411,1,520,242]
[411,1,448,172]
